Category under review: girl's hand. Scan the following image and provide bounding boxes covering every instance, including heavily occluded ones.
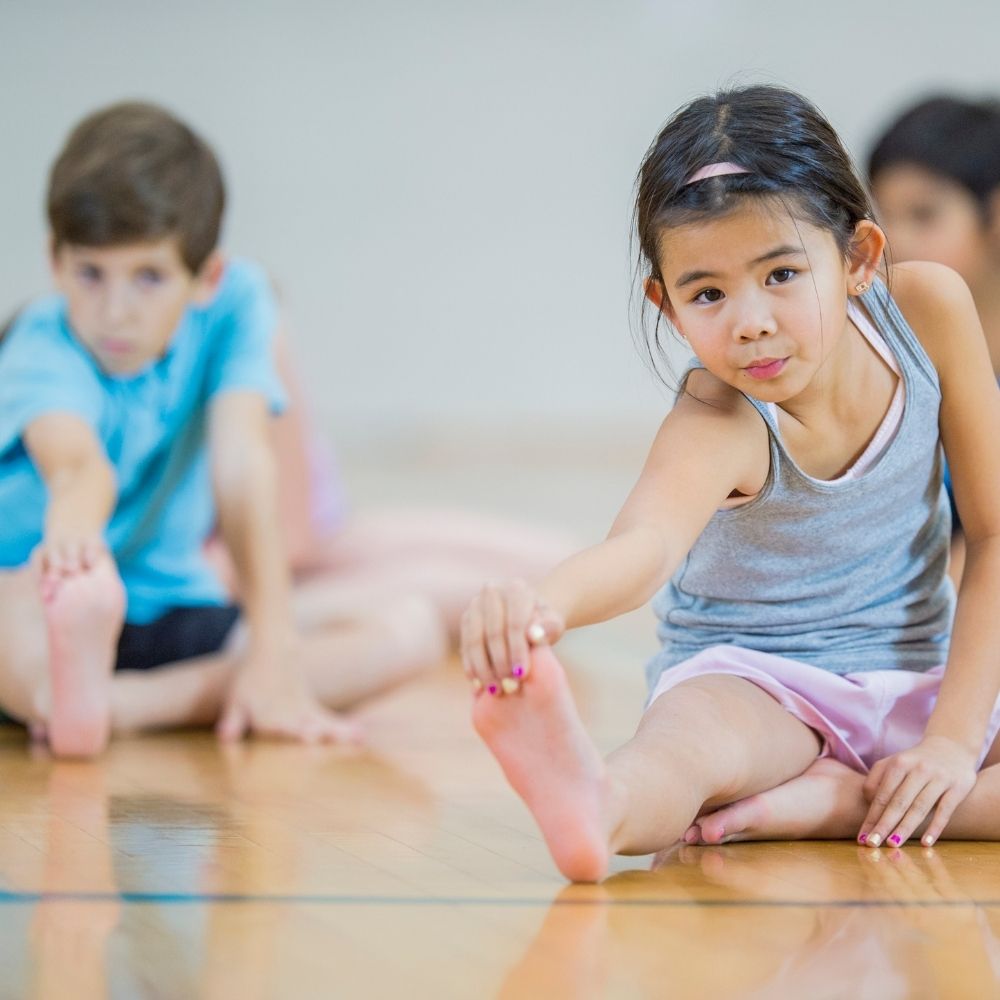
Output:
[858,735,978,848]
[217,640,363,745]
[460,579,565,695]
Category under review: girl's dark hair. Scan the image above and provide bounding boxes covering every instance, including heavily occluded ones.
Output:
[867,95,1000,209]
[47,102,225,274]
[633,86,877,380]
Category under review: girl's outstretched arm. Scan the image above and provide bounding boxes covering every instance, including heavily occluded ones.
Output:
[860,262,1000,848]
[461,373,770,690]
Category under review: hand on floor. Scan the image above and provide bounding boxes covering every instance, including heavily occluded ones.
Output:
[217,650,363,745]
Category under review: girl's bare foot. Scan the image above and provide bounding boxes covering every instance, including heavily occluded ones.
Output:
[685,758,867,845]
[42,560,125,757]
[471,647,619,882]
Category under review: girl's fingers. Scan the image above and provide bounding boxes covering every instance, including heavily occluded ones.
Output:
[886,780,943,846]
[861,771,926,847]
[504,582,534,684]
[460,601,497,692]
[858,766,905,844]
[482,585,511,681]
[919,788,963,848]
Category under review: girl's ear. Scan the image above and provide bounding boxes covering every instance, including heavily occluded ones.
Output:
[643,276,674,318]
[847,220,886,295]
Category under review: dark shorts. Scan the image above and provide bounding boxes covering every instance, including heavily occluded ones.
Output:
[115,605,241,672]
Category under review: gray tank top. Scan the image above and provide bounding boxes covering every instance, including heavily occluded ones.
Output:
[647,279,954,687]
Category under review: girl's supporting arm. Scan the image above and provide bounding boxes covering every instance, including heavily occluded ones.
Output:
[861,262,1000,847]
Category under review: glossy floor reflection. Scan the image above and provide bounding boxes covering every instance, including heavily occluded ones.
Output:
[1,656,999,999]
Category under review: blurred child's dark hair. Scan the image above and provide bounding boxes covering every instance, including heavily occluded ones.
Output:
[633,86,877,381]
[867,95,1000,212]
[47,102,225,273]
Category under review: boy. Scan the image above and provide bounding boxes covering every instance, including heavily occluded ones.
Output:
[0,102,442,756]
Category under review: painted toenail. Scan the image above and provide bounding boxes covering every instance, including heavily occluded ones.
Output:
[512,664,524,677]
[500,678,519,694]
[888,834,901,846]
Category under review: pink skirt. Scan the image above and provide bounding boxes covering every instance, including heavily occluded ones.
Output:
[648,645,1000,773]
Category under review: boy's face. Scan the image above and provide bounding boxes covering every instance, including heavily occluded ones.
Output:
[51,237,221,376]
[871,164,992,292]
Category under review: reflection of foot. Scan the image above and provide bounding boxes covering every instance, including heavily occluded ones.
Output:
[686,758,866,845]
[472,647,616,882]
[498,885,610,999]
[42,561,124,758]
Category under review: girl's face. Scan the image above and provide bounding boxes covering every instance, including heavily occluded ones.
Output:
[871,164,991,289]
[651,200,874,405]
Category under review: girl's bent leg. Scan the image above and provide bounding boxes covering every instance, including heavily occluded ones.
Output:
[473,650,822,882]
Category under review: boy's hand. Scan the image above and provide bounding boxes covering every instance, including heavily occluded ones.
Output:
[858,735,977,848]
[217,639,363,745]
[33,531,107,578]
[460,579,565,694]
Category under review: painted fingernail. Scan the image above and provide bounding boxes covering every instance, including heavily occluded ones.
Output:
[488,685,498,695]
[512,664,525,678]
[527,624,546,644]
[922,835,935,847]
[868,834,882,847]
[501,678,520,695]
[888,834,901,846]
[858,833,867,844]
[471,678,483,692]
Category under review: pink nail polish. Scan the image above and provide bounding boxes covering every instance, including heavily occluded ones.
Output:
[858,833,867,844]
[488,685,498,695]
[889,834,901,846]
[512,664,524,678]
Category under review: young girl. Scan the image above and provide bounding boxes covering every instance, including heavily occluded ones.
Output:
[461,86,1000,882]
[868,96,1000,580]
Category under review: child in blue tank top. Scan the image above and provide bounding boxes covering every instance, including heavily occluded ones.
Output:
[461,86,1000,882]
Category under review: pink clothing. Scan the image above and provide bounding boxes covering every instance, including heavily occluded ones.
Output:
[648,645,1000,773]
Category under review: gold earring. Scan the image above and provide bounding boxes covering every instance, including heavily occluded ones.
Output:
[855,281,870,293]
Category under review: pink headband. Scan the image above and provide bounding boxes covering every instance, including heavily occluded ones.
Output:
[684,161,751,185]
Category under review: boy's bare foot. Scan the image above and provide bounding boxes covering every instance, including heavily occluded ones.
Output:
[471,647,618,882]
[685,758,867,845]
[42,560,125,757]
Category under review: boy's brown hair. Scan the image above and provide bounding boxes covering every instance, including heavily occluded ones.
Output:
[47,102,225,273]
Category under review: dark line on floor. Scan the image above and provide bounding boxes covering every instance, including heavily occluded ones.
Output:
[0,891,999,909]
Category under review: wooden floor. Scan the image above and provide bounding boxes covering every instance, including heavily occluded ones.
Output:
[2,644,1000,1000]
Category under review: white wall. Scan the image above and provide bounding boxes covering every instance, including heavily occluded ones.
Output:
[3,0,999,438]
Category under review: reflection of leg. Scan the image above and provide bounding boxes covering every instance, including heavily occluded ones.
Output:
[30,763,120,1000]
[112,594,447,733]
[473,650,821,881]
[497,887,610,1000]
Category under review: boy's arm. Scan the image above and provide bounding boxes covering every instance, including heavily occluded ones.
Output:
[23,413,116,574]
[207,390,357,743]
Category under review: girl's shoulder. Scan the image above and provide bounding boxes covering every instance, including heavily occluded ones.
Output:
[671,367,769,453]
[884,261,981,372]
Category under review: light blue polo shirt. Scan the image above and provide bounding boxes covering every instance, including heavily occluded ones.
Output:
[0,258,285,624]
